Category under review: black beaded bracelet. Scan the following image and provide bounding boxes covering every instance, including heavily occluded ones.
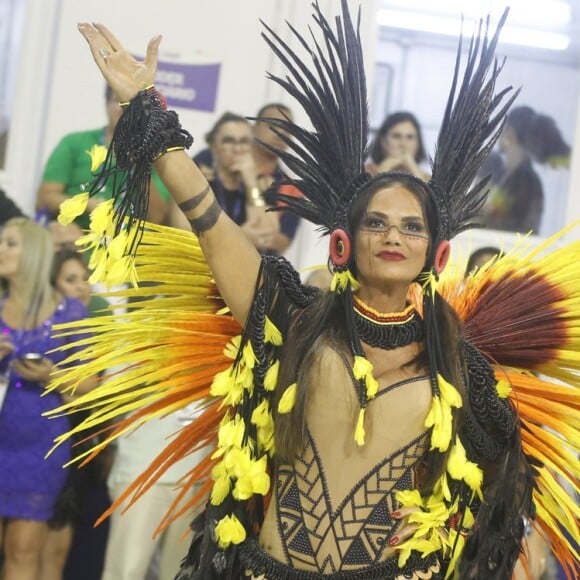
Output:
[113,86,193,168]
[85,85,194,253]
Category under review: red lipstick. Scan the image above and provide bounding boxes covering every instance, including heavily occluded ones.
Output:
[377,251,405,261]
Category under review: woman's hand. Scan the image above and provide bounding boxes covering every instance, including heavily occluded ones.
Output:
[12,356,54,386]
[77,22,162,102]
[242,208,280,250]
[232,151,258,189]
[389,506,421,547]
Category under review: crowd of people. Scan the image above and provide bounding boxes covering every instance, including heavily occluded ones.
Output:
[0,2,577,580]
[0,83,307,579]
[0,89,304,579]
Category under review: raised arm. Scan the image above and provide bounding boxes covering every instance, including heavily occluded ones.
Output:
[154,151,261,322]
[77,23,261,323]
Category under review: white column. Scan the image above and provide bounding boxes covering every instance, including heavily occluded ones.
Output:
[3,0,61,214]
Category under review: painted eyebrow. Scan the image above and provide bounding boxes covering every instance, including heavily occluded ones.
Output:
[365,210,425,222]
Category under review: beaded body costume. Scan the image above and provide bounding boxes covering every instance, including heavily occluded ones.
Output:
[50,2,579,579]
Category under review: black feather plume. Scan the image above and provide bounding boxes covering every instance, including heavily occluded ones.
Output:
[429,10,519,240]
[259,0,369,234]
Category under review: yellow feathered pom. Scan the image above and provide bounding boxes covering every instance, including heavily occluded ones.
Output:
[251,399,271,428]
[89,198,115,234]
[210,367,239,403]
[242,342,256,369]
[495,379,512,398]
[425,375,463,452]
[76,206,143,288]
[438,374,463,409]
[447,436,483,497]
[252,401,275,454]
[435,471,452,502]
[353,356,379,400]
[278,383,297,414]
[425,396,445,450]
[330,269,360,293]
[231,452,271,500]
[58,193,89,225]
[397,536,441,568]
[395,489,423,508]
[444,507,475,579]
[354,407,366,446]
[224,336,241,360]
[420,268,439,299]
[394,487,451,568]
[264,317,283,346]
[106,255,133,286]
[364,374,379,399]
[264,359,279,392]
[214,514,246,549]
[87,144,108,172]
[106,231,129,262]
[210,461,231,505]
[353,355,373,379]
[212,414,245,459]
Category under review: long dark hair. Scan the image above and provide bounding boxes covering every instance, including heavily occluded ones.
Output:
[50,247,87,287]
[204,112,248,145]
[274,176,467,492]
[368,111,427,165]
[505,106,535,147]
[505,106,570,165]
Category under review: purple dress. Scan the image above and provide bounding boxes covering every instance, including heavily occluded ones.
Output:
[0,296,89,521]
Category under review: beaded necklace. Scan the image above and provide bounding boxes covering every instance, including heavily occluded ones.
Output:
[353,295,423,349]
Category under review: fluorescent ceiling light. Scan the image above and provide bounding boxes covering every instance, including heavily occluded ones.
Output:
[377,9,571,51]
[500,27,570,51]
[381,0,571,28]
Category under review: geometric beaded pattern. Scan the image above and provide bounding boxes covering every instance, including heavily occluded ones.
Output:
[276,429,430,573]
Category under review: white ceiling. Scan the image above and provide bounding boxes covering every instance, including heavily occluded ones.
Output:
[377,0,580,67]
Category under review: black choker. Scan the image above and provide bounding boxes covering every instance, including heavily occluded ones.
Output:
[353,297,424,349]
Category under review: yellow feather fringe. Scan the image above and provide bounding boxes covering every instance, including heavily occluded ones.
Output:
[44,224,242,530]
[424,374,463,452]
[278,383,297,414]
[354,408,366,446]
[330,269,360,293]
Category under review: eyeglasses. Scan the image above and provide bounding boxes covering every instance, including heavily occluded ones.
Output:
[217,136,252,147]
[359,218,429,241]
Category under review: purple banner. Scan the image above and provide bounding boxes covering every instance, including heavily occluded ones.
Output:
[154,60,221,112]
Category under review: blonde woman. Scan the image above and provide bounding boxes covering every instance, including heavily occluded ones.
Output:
[0,218,93,580]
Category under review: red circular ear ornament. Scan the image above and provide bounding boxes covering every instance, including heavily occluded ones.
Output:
[329,229,351,266]
[434,240,451,274]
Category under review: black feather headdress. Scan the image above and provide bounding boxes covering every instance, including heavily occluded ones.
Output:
[261,2,517,275]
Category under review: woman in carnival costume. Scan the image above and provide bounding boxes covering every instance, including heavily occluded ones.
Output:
[50,2,579,578]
